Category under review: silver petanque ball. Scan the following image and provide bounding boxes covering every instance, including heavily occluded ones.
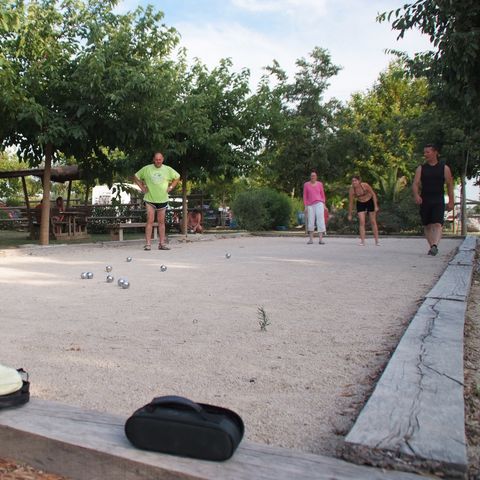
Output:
[126,256,132,262]
[225,253,231,259]
[86,272,94,279]
[80,272,88,279]
[105,265,112,273]
[117,277,125,287]
[160,265,167,272]
[106,275,114,283]
[121,280,130,289]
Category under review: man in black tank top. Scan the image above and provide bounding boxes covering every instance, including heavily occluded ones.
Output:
[412,144,454,256]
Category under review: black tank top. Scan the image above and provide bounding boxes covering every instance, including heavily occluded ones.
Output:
[421,162,445,199]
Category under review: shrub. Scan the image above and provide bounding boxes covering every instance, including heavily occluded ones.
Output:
[289,197,305,227]
[326,207,357,234]
[232,188,292,231]
[378,189,422,233]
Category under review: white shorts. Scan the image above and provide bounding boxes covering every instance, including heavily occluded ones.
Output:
[307,202,326,233]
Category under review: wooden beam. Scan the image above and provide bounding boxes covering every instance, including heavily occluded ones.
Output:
[0,398,425,480]
[449,249,475,266]
[66,180,73,209]
[458,236,477,251]
[343,236,477,479]
[425,264,473,302]
[343,297,468,478]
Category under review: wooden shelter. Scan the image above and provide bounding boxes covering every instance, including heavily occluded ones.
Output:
[0,165,83,239]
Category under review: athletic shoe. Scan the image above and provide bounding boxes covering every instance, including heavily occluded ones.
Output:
[307,240,313,244]
[428,245,438,256]
[319,240,325,244]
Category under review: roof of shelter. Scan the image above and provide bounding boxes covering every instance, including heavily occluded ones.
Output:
[0,165,81,183]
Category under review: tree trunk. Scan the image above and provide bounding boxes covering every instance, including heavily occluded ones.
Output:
[460,174,467,236]
[461,149,470,236]
[181,164,188,237]
[39,143,53,245]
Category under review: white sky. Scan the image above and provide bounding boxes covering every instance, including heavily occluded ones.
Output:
[116,0,434,100]
[114,0,479,195]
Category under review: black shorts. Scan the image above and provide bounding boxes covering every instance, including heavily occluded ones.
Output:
[419,198,445,225]
[356,198,375,213]
[145,201,168,210]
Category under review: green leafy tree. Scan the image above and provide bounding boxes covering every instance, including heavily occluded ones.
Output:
[157,57,257,233]
[338,61,430,185]
[253,48,343,196]
[0,150,42,199]
[379,0,480,233]
[0,0,178,244]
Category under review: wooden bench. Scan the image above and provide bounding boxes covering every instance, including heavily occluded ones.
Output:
[0,398,425,480]
[106,222,159,241]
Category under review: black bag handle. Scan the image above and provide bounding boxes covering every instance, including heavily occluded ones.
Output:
[148,396,208,419]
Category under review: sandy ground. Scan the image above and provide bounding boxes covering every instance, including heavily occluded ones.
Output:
[0,235,461,457]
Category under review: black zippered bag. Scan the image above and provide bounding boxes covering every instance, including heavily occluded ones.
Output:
[0,369,30,409]
[125,395,244,461]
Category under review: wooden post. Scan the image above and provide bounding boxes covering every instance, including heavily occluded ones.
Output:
[181,164,188,237]
[460,174,467,236]
[66,180,72,209]
[20,175,34,236]
[39,143,53,246]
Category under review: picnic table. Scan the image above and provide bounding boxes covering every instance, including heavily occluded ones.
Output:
[53,210,88,239]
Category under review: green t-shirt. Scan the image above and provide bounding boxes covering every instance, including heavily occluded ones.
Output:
[135,164,180,203]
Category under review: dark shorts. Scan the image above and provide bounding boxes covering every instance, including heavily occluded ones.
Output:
[356,198,375,213]
[419,198,445,225]
[145,201,168,210]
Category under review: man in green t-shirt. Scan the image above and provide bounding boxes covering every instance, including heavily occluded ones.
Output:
[133,152,180,250]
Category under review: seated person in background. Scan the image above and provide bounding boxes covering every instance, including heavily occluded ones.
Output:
[187,208,203,233]
[34,199,43,223]
[52,196,65,234]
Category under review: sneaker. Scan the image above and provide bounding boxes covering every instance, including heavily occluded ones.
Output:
[307,240,313,244]
[319,240,325,244]
[429,245,438,256]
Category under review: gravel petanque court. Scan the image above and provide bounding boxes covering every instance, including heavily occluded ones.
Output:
[0,235,461,457]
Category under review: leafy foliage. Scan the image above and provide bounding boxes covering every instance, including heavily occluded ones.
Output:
[378,0,480,177]
[0,0,179,179]
[232,188,292,231]
[337,61,430,185]
[252,48,343,195]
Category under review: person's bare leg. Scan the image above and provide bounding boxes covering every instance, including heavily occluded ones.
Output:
[145,203,155,247]
[358,212,366,245]
[308,231,314,244]
[431,223,443,246]
[157,208,167,246]
[424,224,435,247]
[369,211,380,245]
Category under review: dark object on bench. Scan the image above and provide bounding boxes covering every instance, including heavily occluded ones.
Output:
[0,369,30,409]
[125,395,244,461]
